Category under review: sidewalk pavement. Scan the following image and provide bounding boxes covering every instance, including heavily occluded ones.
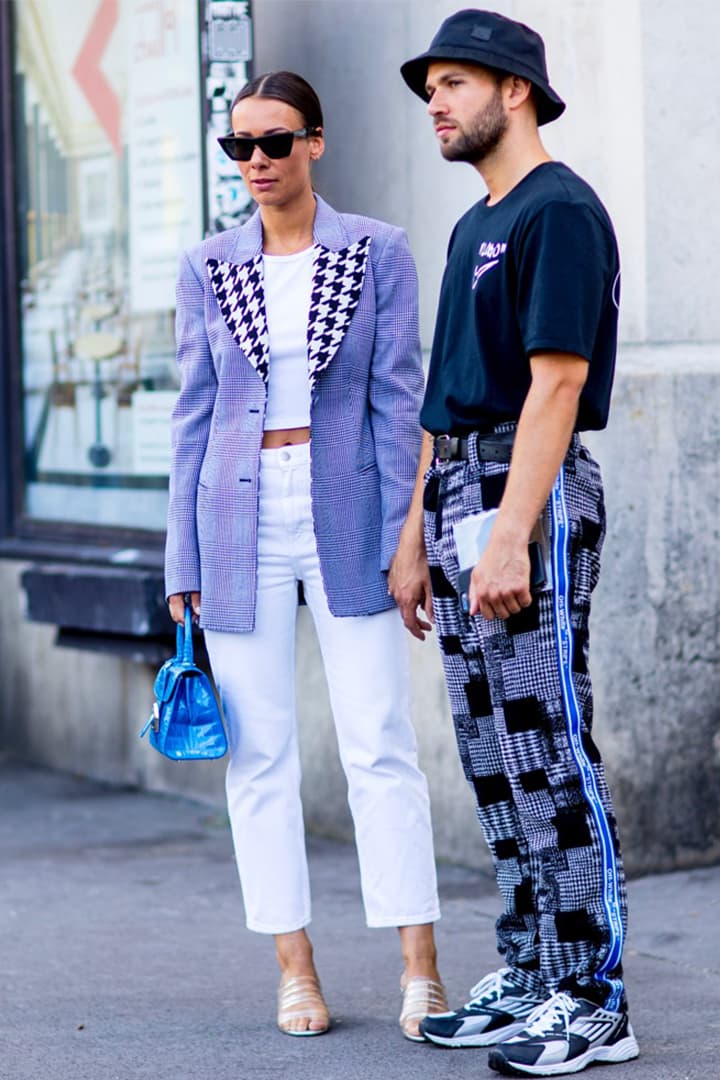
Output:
[2,755,718,1080]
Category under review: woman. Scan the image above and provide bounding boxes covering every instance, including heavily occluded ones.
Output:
[165,71,445,1040]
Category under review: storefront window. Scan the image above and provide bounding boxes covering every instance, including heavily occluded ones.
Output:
[12,0,251,534]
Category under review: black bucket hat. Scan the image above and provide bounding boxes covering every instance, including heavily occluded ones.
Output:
[400,8,565,126]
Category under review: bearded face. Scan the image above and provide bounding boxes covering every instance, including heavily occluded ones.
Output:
[439,85,508,164]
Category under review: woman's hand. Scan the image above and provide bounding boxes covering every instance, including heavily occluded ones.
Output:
[388,531,434,641]
[167,592,201,625]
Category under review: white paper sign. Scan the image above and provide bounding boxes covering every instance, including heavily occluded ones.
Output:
[127,0,203,314]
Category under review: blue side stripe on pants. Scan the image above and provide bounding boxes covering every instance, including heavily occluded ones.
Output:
[550,465,625,1010]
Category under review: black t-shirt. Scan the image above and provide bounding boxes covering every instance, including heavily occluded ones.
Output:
[420,162,620,435]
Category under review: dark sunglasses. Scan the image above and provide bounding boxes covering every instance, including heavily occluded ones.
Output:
[217,127,320,162]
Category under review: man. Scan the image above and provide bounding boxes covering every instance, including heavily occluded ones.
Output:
[389,10,638,1077]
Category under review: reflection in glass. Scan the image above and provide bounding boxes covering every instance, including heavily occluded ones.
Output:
[15,0,205,530]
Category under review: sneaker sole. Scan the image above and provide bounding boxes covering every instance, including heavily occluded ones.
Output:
[488,1033,640,1076]
[422,1020,529,1048]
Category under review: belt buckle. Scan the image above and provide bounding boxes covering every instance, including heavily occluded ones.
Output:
[434,434,453,462]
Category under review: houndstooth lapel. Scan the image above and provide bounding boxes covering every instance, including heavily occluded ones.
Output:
[205,224,371,390]
[307,236,372,389]
[205,255,270,384]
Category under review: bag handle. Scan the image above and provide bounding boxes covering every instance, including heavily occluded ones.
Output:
[182,600,195,664]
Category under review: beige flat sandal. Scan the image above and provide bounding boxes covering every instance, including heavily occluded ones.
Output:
[399,976,449,1042]
[277,974,331,1037]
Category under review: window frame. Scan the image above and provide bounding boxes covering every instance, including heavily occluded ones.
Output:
[0,0,211,564]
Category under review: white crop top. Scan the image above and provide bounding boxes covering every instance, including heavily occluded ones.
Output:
[262,246,315,430]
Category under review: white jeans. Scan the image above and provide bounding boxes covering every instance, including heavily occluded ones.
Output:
[204,443,440,934]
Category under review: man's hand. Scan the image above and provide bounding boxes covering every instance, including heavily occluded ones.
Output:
[388,533,434,641]
[167,591,201,625]
[466,352,589,621]
[468,534,532,621]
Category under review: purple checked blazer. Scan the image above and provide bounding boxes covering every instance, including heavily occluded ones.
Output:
[165,195,424,632]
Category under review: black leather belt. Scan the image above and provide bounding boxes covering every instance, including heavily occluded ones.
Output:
[433,432,515,464]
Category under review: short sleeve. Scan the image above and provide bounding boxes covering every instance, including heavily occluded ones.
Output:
[516,201,617,362]
[446,220,459,259]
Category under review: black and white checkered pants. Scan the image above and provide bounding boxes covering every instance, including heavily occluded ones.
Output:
[424,431,627,1010]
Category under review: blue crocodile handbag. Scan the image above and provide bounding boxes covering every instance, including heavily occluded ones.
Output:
[140,604,227,760]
